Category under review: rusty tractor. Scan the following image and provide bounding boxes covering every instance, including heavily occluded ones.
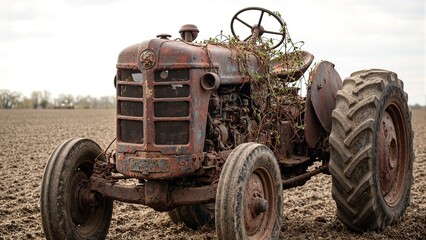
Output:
[40,7,414,240]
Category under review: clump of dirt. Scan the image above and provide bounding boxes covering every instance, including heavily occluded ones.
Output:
[0,109,424,239]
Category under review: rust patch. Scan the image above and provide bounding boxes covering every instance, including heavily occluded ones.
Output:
[309,61,343,132]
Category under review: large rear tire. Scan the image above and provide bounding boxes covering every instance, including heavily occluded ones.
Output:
[329,69,414,231]
[40,138,113,239]
[215,143,283,240]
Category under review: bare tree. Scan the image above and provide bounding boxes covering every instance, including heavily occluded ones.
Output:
[1,89,115,109]
[31,91,41,109]
[40,90,51,109]
[0,90,22,109]
[99,96,115,109]
[54,94,74,108]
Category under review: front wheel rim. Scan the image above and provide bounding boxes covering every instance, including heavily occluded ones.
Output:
[244,167,276,239]
[69,162,106,235]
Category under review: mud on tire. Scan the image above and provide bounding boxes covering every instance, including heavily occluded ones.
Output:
[215,143,283,240]
[329,69,414,231]
[40,138,113,239]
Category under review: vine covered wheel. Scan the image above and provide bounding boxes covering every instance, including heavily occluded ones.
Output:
[231,7,286,49]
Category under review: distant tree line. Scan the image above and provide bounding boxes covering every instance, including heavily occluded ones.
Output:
[410,104,426,110]
[1,88,423,110]
[0,89,115,109]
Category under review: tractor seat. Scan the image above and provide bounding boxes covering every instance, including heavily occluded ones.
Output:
[271,51,314,82]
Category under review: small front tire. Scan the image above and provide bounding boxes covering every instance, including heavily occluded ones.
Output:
[215,143,283,240]
[40,138,113,239]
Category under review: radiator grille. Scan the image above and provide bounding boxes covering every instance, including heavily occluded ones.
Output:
[117,68,191,147]
[155,121,189,145]
[153,69,191,146]
[120,101,143,117]
[154,85,189,98]
[119,119,143,144]
[119,85,143,98]
[154,102,189,117]
[155,69,189,82]
[117,69,144,144]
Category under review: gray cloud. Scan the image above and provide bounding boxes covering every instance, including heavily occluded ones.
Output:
[0,0,424,104]
[0,1,60,42]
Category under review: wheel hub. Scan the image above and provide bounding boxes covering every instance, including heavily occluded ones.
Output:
[252,196,268,216]
[377,108,407,206]
[70,170,95,225]
[244,173,267,235]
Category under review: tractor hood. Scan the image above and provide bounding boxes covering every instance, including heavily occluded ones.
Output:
[117,38,261,84]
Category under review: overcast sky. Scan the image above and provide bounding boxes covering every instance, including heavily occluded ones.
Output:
[0,0,425,105]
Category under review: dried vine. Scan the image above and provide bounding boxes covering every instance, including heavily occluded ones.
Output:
[202,15,309,156]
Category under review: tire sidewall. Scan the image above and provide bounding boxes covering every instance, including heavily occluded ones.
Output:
[41,138,112,240]
[217,143,282,240]
[236,148,282,240]
[64,140,107,239]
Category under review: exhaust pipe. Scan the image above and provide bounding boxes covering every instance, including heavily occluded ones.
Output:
[200,72,220,91]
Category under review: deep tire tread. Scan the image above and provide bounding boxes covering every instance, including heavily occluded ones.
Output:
[343,118,374,146]
[346,96,379,119]
[40,138,112,240]
[343,145,371,177]
[329,69,413,232]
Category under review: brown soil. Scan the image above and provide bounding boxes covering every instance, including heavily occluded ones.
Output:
[0,109,424,240]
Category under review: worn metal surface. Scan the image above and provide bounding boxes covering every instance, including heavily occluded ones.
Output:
[115,38,260,179]
[378,111,398,197]
[145,180,170,211]
[179,24,199,42]
[278,121,293,158]
[115,151,202,179]
[231,7,286,49]
[70,171,94,226]
[282,164,328,189]
[169,184,217,206]
[110,9,339,215]
[91,176,146,204]
[90,174,216,209]
[309,61,343,132]
[377,107,409,207]
[244,173,269,235]
[272,51,314,81]
[304,82,323,149]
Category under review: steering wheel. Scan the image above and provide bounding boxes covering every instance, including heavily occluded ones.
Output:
[231,7,286,49]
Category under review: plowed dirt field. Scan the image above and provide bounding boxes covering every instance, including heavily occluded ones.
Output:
[0,109,424,239]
